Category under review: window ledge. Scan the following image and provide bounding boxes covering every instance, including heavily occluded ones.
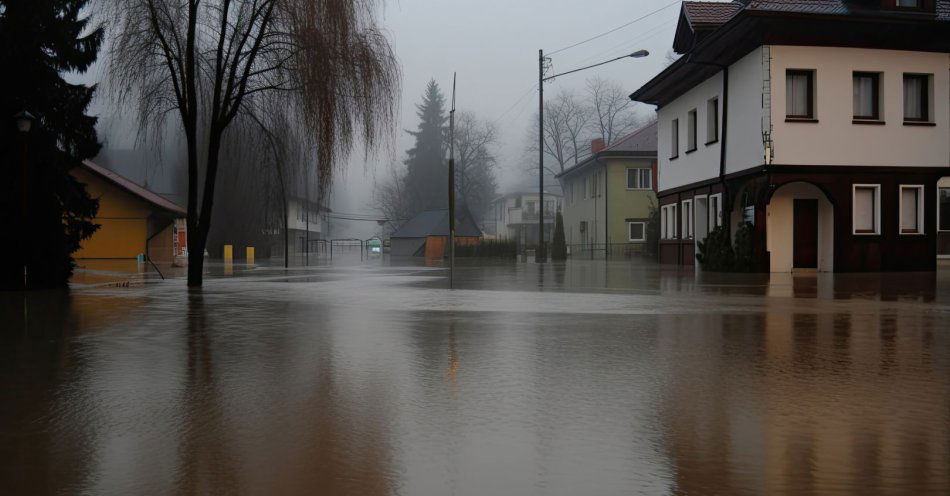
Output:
[625,188,652,191]
[852,119,885,125]
[670,155,679,161]
[852,232,881,236]
[704,139,719,146]
[786,117,818,123]
[903,121,936,126]
[685,147,697,155]
[899,232,926,236]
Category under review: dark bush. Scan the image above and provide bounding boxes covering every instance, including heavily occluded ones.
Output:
[454,239,517,258]
[550,211,567,261]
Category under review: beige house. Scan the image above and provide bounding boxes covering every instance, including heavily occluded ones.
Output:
[555,122,658,258]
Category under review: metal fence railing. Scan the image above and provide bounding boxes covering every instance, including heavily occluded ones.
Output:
[566,243,656,260]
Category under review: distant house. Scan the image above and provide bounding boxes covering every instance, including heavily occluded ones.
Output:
[390,208,482,257]
[72,160,186,263]
[555,122,658,258]
[631,0,949,272]
[489,191,562,247]
[286,197,330,256]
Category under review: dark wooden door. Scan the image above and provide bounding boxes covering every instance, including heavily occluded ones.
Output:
[793,199,818,269]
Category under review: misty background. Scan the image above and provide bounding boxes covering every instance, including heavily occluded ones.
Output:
[80,0,680,239]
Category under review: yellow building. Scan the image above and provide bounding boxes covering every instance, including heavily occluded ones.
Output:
[71,160,186,263]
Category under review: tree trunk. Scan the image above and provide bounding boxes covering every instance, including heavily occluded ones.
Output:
[187,226,207,287]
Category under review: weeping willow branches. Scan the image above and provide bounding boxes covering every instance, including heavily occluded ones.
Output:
[104,0,400,285]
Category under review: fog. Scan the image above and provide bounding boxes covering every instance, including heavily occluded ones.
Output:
[83,0,680,238]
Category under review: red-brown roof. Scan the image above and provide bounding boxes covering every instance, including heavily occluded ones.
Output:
[81,160,186,216]
[682,1,744,27]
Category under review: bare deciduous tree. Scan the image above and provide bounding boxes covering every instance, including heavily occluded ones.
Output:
[453,111,498,219]
[106,0,400,286]
[526,90,592,176]
[587,76,639,146]
[525,77,645,180]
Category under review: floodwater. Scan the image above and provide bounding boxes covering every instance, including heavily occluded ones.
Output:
[2,257,949,495]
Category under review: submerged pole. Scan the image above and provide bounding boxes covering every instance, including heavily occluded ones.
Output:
[448,72,457,289]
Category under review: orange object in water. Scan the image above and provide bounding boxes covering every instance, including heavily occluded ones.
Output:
[424,235,446,260]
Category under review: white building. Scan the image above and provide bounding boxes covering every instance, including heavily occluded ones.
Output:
[632,0,949,272]
[490,191,562,247]
[286,197,330,255]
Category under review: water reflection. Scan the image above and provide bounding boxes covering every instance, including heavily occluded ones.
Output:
[1,261,949,494]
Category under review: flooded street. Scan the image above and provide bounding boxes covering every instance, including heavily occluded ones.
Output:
[2,259,949,495]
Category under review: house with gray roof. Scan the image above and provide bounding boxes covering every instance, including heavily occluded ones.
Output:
[390,207,483,257]
[555,121,658,258]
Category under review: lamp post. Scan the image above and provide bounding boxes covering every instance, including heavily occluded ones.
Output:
[15,111,35,289]
[537,49,648,262]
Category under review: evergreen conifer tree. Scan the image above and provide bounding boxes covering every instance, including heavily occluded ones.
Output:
[403,80,447,213]
[0,0,101,289]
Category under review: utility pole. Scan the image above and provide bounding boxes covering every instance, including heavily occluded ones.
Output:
[305,167,309,266]
[537,49,546,263]
[536,49,648,264]
[448,72,457,288]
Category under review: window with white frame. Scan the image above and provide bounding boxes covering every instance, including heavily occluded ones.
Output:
[661,206,668,239]
[940,188,950,232]
[681,199,693,239]
[709,193,722,228]
[628,222,646,242]
[626,168,652,190]
[852,184,881,234]
[670,119,679,159]
[686,109,697,152]
[661,204,678,239]
[899,185,925,234]
[706,97,719,143]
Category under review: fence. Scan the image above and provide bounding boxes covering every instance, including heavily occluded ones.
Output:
[566,243,656,260]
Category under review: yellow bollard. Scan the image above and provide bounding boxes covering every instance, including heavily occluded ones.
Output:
[223,244,233,262]
[246,246,255,265]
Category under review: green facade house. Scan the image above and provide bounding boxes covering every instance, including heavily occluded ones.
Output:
[555,122,658,258]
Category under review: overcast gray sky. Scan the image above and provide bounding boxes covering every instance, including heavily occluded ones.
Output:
[89,0,682,236]
[337,0,679,222]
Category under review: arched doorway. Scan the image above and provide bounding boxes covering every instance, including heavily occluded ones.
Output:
[766,182,834,272]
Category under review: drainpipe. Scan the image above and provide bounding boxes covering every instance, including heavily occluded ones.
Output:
[144,215,167,280]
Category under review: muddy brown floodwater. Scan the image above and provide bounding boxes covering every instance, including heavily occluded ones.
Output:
[2,258,949,495]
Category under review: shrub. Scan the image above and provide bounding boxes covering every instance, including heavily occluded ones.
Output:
[550,211,567,260]
[696,224,734,271]
[454,239,517,258]
[696,221,758,272]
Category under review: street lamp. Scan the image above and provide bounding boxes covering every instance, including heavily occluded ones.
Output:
[16,110,35,289]
[537,49,648,262]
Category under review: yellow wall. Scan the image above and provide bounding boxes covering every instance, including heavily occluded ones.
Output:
[72,168,152,259]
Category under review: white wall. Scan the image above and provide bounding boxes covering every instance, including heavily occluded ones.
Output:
[766,182,834,272]
[726,47,767,173]
[657,47,766,191]
[657,72,723,191]
[770,46,949,167]
[559,169,605,246]
[287,200,323,234]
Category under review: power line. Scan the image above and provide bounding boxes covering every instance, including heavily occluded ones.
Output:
[492,83,539,126]
[568,16,678,69]
[547,1,679,56]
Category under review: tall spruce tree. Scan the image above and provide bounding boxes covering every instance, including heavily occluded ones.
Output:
[0,0,102,289]
[403,80,447,213]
